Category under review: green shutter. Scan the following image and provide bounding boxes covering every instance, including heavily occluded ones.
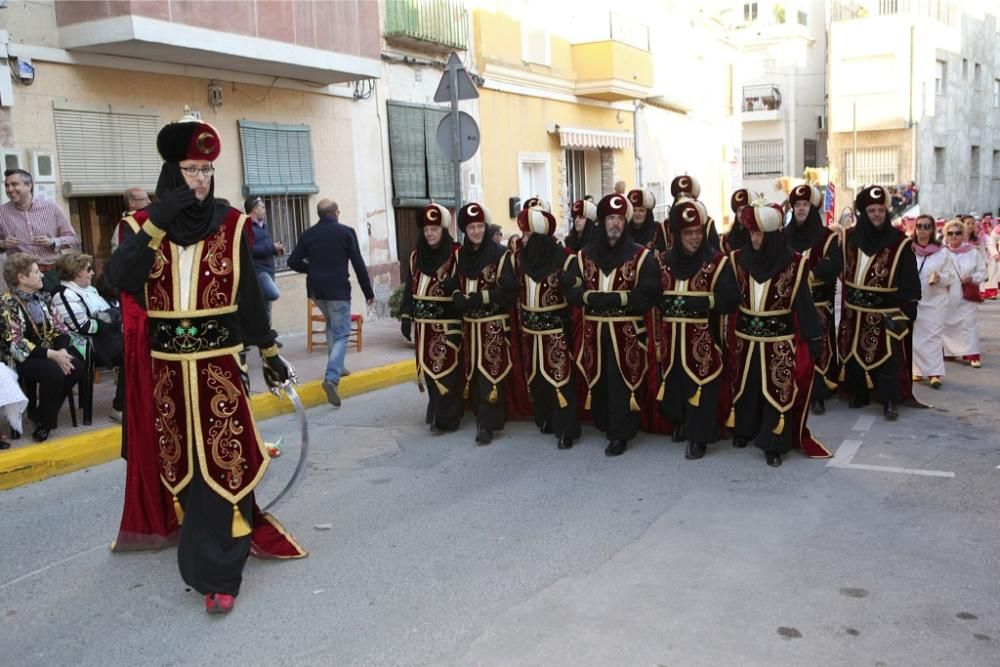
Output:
[238,121,319,196]
[387,102,428,199]
[423,107,454,201]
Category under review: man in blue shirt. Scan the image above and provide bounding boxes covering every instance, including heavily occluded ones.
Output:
[288,199,375,406]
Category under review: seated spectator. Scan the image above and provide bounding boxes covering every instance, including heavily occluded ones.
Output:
[53,251,124,422]
[0,253,85,441]
[0,361,27,448]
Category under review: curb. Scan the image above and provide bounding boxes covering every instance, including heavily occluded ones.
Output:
[0,359,416,492]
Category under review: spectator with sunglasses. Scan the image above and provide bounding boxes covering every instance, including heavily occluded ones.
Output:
[910,215,955,387]
[942,219,987,368]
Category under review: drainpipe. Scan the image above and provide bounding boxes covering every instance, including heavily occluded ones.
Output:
[634,101,643,187]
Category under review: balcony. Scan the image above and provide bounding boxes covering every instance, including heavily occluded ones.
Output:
[831,0,958,25]
[741,84,783,122]
[384,0,468,53]
[572,40,652,102]
[54,1,381,85]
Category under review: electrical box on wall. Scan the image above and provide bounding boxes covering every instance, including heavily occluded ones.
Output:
[30,150,56,183]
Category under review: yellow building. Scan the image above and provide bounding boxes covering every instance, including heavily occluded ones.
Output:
[471,8,652,235]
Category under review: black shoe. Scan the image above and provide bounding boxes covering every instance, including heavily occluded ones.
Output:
[539,420,553,434]
[766,452,782,467]
[685,442,706,460]
[849,395,869,409]
[0,440,9,450]
[557,435,574,450]
[32,427,50,443]
[733,437,748,449]
[605,440,627,457]
[671,425,687,443]
[475,427,493,445]
[883,402,898,421]
[811,398,825,415]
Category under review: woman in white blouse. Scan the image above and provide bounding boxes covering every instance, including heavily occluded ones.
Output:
[942,219,987,368]
[910,215,956,387]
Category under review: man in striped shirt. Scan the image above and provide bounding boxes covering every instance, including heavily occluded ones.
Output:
[1,169,79,272]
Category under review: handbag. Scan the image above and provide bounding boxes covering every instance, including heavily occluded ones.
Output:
[90,307,124,366]
[961,282,984,303]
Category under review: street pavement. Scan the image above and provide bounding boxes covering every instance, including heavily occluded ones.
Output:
[2,304,999,666]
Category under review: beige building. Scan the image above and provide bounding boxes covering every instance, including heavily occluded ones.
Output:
[828,0,1000,217]
[0,0,391,335]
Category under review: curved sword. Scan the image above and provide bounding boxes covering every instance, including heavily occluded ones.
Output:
[262,381,310,511]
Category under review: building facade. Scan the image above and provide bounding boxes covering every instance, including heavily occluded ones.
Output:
[828,0,1000,218]
[0,0,390,334]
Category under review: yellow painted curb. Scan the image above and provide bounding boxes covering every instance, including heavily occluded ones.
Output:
[0,359,416,492]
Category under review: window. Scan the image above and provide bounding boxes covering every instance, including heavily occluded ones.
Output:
[52,103,161,196]
[386,101,456,206]
[743,140,782,177]
[521,26,550,66]
[797,10,807,25]
[974,63,982,90]
[935,60,946,95]
[993,150,1000,180]
[743,2,758,21]
[238,121,319,196]
[518,152,551,206]
[962,58,968,80]
[842,146,900,187]
[566,150,586,205]
[934,147,945,184]
[259,195,310,272]
[971,145,980,179]
[803,139,818,170]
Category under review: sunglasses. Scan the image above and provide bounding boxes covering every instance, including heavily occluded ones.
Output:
[915,223,934,230]
[946,230,964,236]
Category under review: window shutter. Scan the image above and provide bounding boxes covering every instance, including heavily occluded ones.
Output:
[387,102,428,199]
[423,107,454,201]
[53,108,161,196]
[238,121,319,196]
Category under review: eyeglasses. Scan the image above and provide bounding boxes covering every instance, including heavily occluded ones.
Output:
[915,223,934,230]
[179,166,215,177]
[946,230,964,236]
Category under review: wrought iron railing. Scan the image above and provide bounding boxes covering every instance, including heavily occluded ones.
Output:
[742,84,782,112]
[831,0,957,25]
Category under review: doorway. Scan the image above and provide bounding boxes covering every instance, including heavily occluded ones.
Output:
[73,196,125,275]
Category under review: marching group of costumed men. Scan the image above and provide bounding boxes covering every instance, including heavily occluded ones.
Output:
[401,178,921,468]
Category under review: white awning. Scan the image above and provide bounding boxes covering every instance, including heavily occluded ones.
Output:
[549,125,633,150]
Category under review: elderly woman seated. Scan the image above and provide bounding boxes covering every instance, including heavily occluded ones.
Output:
[0,253,85,441]
[53,251,124,422]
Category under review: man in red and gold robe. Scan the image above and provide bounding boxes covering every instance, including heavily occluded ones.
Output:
[108,114,304,614]
[563,194,660,456]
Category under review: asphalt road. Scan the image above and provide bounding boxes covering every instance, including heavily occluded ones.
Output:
[2,303,999,666]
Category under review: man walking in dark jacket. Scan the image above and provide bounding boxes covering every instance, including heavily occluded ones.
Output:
[289,199,375,406]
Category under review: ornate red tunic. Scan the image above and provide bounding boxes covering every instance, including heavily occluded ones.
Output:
[731,251,808,420]
[657,251,728,396]
[459,252,513,393]
[574,246,652,401]
[409,246,462,389]
[838,233,912,375]
[144,208,269,508]
[803,228,839,383]
[515,254,575,395]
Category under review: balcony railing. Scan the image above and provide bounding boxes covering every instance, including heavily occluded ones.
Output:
[831,0,958,25]
[384,0,468,52]
[742,85,782,112]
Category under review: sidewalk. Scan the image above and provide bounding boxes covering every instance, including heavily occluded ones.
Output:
[0,317,415,490]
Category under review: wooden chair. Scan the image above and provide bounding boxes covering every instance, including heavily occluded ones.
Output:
[306,299,363,353]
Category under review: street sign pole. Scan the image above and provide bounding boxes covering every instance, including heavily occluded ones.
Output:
[450,63,463,215]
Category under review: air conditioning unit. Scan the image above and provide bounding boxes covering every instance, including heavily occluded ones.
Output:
[817,115,825,130]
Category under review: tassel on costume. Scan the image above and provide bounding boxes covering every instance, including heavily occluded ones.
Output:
[772,412,785,435]
[556,387,568,409]
[584,390,592,411]
[488,384,498,404]
[463,382,470,400]
[417,374,425,393]
[436,379,449,396]
[865,372,874,390]
[824,375,839,391]
[838,365,846,382]
[231,504,252,538]
[629,392,641,413]
[688,385,702,407]
[725,407,735,429]
[172,496,185,525]
[656,381,665,402]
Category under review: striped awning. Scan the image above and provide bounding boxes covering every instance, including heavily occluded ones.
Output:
[550,125,633,150]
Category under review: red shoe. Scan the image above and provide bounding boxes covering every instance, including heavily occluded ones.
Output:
[205,593,235,614]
